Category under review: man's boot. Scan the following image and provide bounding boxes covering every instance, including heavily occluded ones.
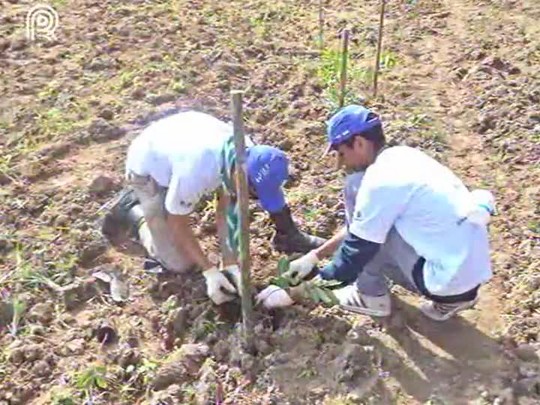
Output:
[101,188,144,243]
[269,205,326,254]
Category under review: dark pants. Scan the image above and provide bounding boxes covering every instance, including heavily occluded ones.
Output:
[355,228,478,303]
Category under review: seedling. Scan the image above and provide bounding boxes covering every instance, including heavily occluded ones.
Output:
[9,297,26,336]
[51,389,76,405]
[269,258,341,306]
[73,364,109,402]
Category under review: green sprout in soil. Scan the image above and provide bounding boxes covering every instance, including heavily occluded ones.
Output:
[317,47,375,111]
[51,389,76,405]
[73,364,109,402]
[9,297,26,337]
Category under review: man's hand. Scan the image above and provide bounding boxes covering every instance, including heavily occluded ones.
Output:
[222,264,242,296]
[256,285,294,309]
[284,250,319,283]
[203,266,237,305]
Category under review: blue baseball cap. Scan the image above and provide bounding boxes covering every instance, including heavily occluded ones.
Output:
[246,145,288,213]
[325,105,382,155]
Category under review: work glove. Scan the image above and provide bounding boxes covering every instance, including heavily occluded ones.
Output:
[203,266,237,305]
[222,264,242,296]
[256,285,294,309]
[283,250,320,284]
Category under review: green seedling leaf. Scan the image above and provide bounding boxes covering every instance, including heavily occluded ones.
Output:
[277,257,290,275]
[269,276,290,289]
[308,287,321,303]
[95,375,108,389]
[315,287,333,306]
[325,290,339,306]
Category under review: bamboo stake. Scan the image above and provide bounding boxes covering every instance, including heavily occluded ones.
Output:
[373,0,386,97]
[338,28,350,109]
[335,28,350,169]
[318,0,324,51]
[230,90,254,349]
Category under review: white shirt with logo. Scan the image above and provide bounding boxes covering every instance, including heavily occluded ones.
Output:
[126,111,252,215]
[349,146,492,296]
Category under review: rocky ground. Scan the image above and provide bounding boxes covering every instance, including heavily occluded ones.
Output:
[0,0,539,404]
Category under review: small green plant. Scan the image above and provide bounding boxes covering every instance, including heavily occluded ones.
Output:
[73,364,109,401]
[51,388,76,405]
[317,47,374,110]
[137,358,159,385]
[269,258,341,306]
[380,50,399,70]
[298,366,318,378]
[9,297,26,336]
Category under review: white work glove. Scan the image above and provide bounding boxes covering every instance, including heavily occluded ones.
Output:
[284,250,320,283]
[256,285,294,309]
[469,189,496,225]
[222,265,242,296]
[203,266,237,305]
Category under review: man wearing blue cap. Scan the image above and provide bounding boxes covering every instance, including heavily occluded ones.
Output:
[258,105,494,321]
[101,110,325,305]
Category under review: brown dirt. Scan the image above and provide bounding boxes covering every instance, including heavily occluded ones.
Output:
[1,0,539,404]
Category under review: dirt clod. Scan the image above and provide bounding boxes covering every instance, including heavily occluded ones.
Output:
[152,343,209,390]
[8,348,25,365]
[88,175,118,195]
[515,344,540,362]
[61,279,99,310]
[87,118,126,142]
[146,93,178,106]
[59,338,86,356]
[117,347,141,368]
[98,109,115,121]
[31,360,52,377]
[28,302,54,325]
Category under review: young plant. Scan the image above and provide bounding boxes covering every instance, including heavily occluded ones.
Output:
[269,258,341,306]
[9,297,26,336]
[73,364,109,402]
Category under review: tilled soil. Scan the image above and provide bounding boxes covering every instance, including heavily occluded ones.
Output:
[1,0,539,404]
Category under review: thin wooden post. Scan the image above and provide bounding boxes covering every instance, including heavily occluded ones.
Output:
[373,0,386,97]
[335,28,350,170]
[318,0,324,51]
[230,90,254,349]
[338,28,350,109]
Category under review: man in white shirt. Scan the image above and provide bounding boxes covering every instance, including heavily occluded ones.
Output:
[257,105,494,321]
[101,110,325,305]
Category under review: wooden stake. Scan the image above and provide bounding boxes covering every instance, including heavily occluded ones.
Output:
[338,28,350,109]
[335,28,350,170]
[230,90,254,348]
[373,0,386,98]
[318,0,324,51]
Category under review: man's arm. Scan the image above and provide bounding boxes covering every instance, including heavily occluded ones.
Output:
[285,226,348,281]
[215,190,237,267]
[319,232,380,283]
[166,214,213,271]
[313,226,348,259]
